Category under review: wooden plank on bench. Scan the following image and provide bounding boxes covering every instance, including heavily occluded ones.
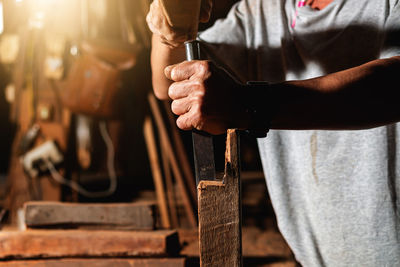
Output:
[0,229,179,259]
[198,130,242,266]
[0,258,186,267]
[24,201,155,230]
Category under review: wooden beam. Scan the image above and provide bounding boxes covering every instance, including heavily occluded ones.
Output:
[0,258,186,267]
[161,137,179,228]
[143,116,171,229]
[148,94,196,228]
[198,129,242,266]
[24,201,155,230]
[0,229,179,259]
[163,101,197,206]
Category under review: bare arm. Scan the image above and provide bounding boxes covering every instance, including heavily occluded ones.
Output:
[146,0,212,99]
[150,35,185,100]
[146,1,400,133]
[271,56,400,130]
[165,56,400,134]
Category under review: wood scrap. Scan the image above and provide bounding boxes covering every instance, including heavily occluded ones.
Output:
[148,94,196,228]
[161,137,179,228]
[144,116,171,229]
[163,101,197,206]
[0,229,179,259]
[0,258,186,267]
[24,201,155,230]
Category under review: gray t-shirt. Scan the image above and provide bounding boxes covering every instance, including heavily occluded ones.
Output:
[199,0,400,266]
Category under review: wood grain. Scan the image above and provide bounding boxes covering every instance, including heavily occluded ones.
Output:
[0,229,179,259]
[163,101,197,206]
[144,116,171,229]
[198,129,242,266]
[0,258,186,267]
[148,94,196,228]
[24,201,155,230]
[161,136,179,228]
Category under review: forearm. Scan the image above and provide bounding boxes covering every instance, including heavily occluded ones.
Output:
[164,54,400,134]
[151,35,186,99]
[265,56,400,130]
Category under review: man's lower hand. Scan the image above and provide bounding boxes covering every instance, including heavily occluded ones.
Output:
[165,60,250,135]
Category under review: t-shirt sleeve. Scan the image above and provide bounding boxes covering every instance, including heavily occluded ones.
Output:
[380,1,400,58]
[198,0,256,82]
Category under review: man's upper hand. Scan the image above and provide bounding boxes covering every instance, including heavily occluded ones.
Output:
[146,0,213,48]
[165,60,250,135]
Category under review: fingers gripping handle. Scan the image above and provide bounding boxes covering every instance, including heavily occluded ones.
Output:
[185,41,216,185]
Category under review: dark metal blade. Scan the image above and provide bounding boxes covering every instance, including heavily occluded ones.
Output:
[185,41,216,185]
[192,130,216,185]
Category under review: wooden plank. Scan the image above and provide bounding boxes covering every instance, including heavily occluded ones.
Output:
[144,116,171,229]
[148,94,196,228]
[163,101,197,206]
[161,137,179,228]
[24,201,155,230]
[0,229,179,259]
[0,258,186,267]
[198,129,242,266]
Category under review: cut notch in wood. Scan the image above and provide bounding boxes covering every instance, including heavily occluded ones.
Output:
[197,129,242,267]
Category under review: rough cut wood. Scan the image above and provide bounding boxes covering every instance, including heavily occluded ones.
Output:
[0,258,186,267]
[0,229,179,259]
[24,201,155,230]
[198,130,242,266]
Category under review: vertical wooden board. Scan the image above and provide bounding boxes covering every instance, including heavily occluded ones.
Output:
[148,94,196,228]
[197,130,242,266]
[144,116,171,229]
[163,101,197,210]
[160,138,179,228]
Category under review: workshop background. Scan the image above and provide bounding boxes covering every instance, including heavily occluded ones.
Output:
[0,0,295,266]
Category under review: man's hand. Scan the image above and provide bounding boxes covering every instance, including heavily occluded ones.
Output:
[165,60,250,135]
[146,0,213,48]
